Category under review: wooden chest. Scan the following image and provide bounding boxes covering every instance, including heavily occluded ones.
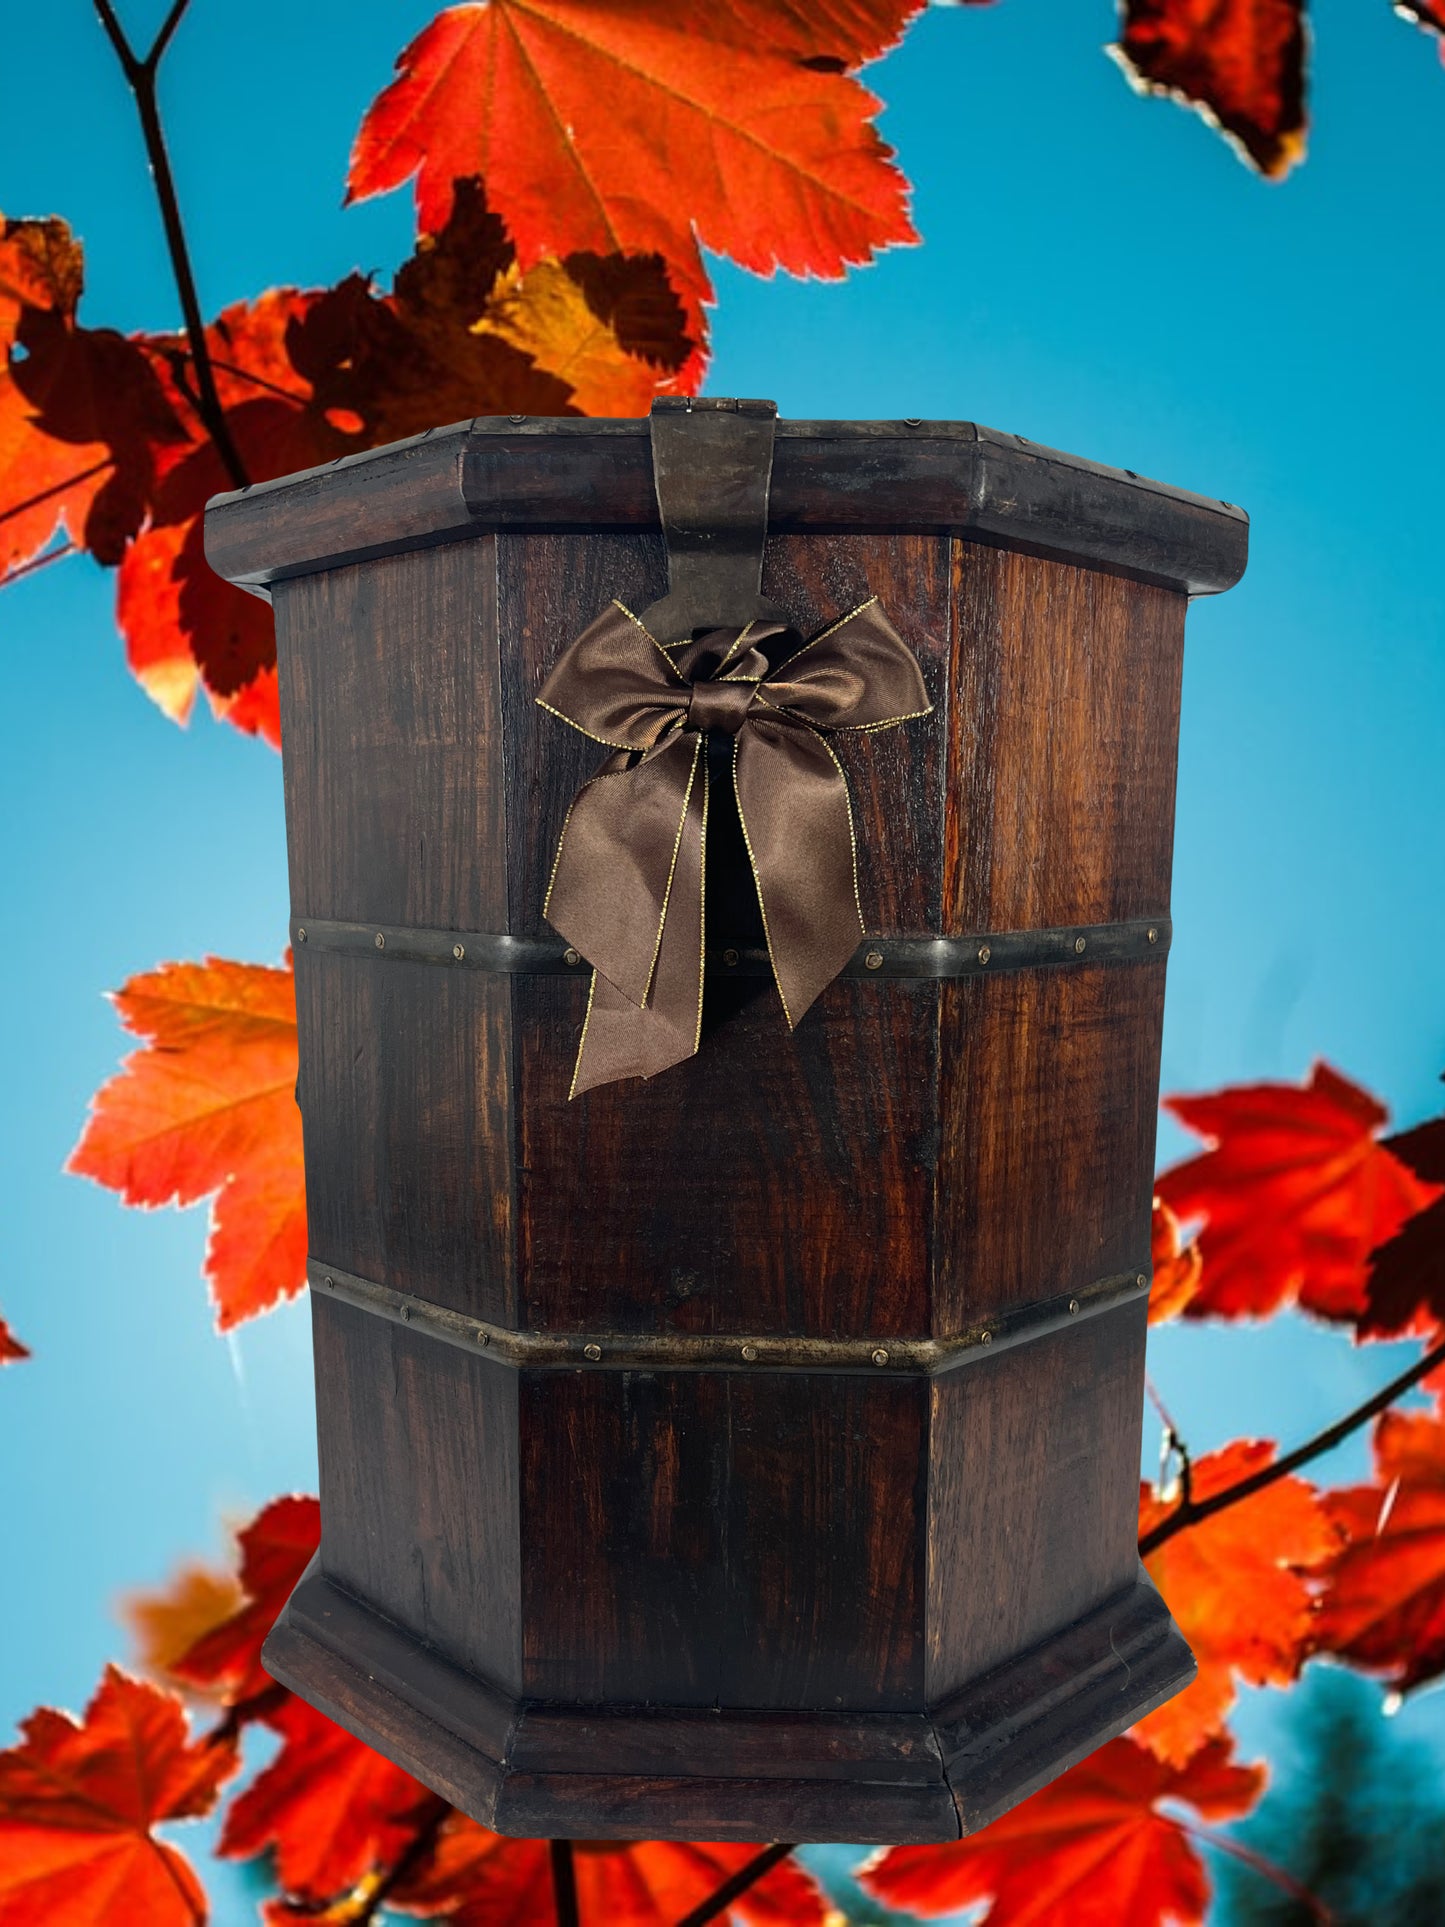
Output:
[204,403,1247,1844]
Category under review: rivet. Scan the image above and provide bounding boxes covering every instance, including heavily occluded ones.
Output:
[864,949,884,970]
[564,948,581,966]
[740,1343,758,1362]
[583,1343,602,1362]
[296,927,307,943]
[453,943,465,961]
[1137,1272,1150,1289]
[977,944,991,966]
[1068,1298,1080,1315]
[476,1328,490,1346]
[1147,926,1158,944]
[375,932,386,949]
[400,1304,412,1321]
[323,1276,334,1290]
[903,417,922,427]
[510,414,526,424]
[1074,936,1086,954]
[872,1348,890,1367]
[980,1329,993,1345]
[723,947,740,967]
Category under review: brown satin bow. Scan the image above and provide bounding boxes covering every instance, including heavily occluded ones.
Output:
[537,596,932,1097]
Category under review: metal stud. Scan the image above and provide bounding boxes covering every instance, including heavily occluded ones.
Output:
[723,948,740,967]
[1074,935,1086,954]
[864,949,884,970]
[977,944,991,966]
[1068,1298,1080,1315]
[1147,927,1158,944]
[476,1328,490,1346]
[583,1343,602,1362]
[980,1329,993,1345]
[296,927,307,943]
[509,414,526,424]
[740,1343,758,1362]
[374,932,386,949]
[1137,1272,1149,1289]
[564,948,581,966]
[872,1348,890,1367]
[452,943,465,961]
[323,1275,334,1290]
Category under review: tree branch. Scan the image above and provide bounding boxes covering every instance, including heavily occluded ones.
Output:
[1140,1334,1445,1556]
[550,1838,580,1927]
[352,1799,450,1926]
[93,0,249,488]
[674,1844,798,1927]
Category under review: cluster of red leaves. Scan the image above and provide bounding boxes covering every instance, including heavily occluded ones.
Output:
[103,1496,830,1925]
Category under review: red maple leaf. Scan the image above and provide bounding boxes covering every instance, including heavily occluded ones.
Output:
[348,0,919,355]
[1111,0,1306,178]
[0,1315,27,1364]
[0,1665,237,1926]
[859,1734,1263,1925]
[67,957,305,1331]
[170,1496,320,1703]
[220,1697,439,1905]
[1155,1062,1441,1323]
[1313,1407,1445,1695]
[391,1817,828,1924]
[1361,1098,1445,1337]
[1136,1440,1339,1764]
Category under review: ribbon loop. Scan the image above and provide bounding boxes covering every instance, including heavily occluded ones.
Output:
[537,597,932,1096]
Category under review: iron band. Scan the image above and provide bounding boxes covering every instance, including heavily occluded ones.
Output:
[307,1258,1152,1377]
[291,915,1171,980]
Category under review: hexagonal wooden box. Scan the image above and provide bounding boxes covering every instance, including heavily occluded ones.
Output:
[204,405,1246,1843]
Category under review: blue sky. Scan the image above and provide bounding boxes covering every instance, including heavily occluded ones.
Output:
[3,0,1444,1918]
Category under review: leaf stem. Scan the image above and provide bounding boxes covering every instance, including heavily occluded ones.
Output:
[92,0,249,488]
[1139,1334,1445,1555]
[673,1844,798,1927]
[550,1838,580,1927]
[352,1799,450,1926]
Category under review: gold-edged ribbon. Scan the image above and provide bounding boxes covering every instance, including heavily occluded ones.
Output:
[537,597,933,1097]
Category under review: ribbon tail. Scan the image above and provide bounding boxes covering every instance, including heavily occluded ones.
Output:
[734,720,864,1030]
[569,749,709,1097]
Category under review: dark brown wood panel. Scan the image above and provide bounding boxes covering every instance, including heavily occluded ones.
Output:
[498,530,667,936]
[761,533,950,935]
[518,1368,926,1710]
[924,1300,1148,1702]
[313,1296,523,1696]
[295,950,515,1323]
[514,974,938,1338]
[935,960,1165,1327]
[273,537,505,931]
[946,544,1185,933]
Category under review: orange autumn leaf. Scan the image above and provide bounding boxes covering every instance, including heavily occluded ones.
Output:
[1148,1196,1204,1323]
[170,1495,320,1704]
[1156,1062,1440,1323]
[390,1816,828,1925]
[0,1315,28,1364]
[123,1564,244,1695]
[1136,1439,1339,1765]
[68,957,305,1331]
[1111,0,1306,179]
[1313,1407,1445,1695]
[348,0,918,355]
[859,1733,1263,1925]
[220,1697,438,1905]
[0,1665,237,1927]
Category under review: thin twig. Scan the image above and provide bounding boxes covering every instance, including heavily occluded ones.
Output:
[92,0,249,488]
[1140,1334,1445,1556]
[674,1844,798,1927]
[353,1799,450,1926]
[550,1838,580,1927]
[2,539,77,585]
[1183,1820,1334,1923]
